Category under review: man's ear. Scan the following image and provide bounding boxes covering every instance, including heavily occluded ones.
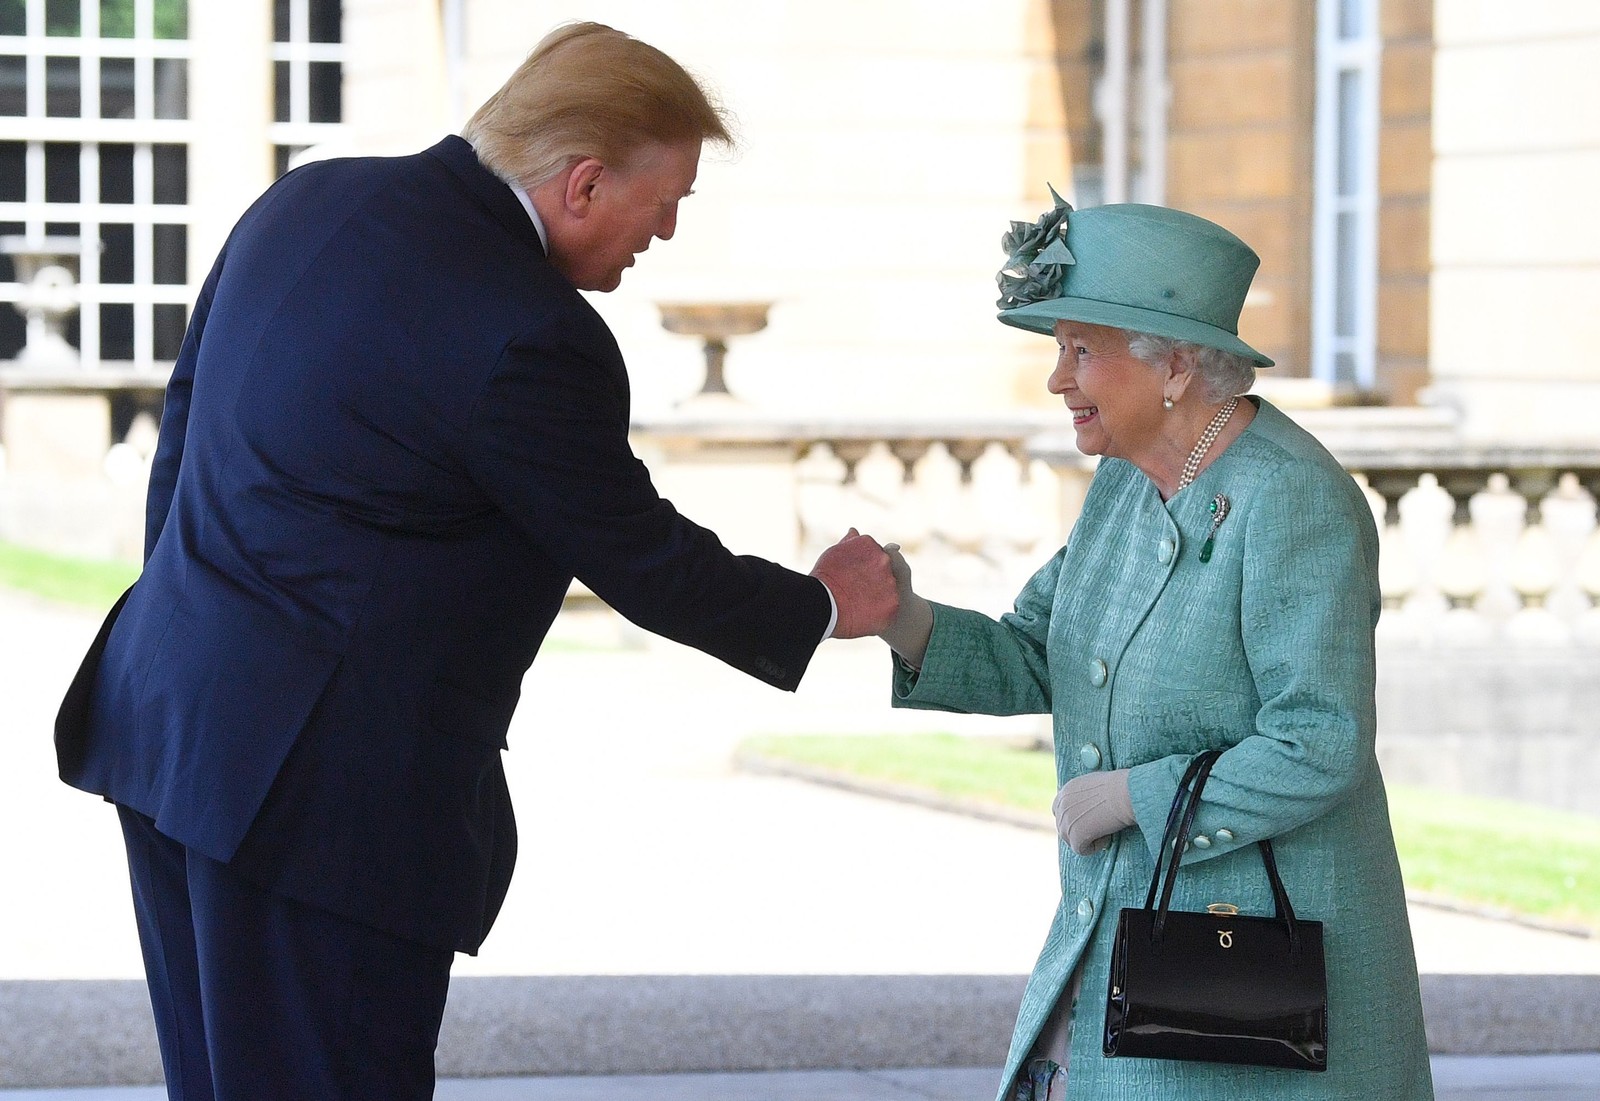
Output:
[562,157,606,216]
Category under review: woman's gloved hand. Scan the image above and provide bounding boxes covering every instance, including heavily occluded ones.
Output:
[877,543,934,668]
[1052,768,1134,855]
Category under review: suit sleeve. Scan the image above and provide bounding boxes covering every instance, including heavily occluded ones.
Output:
[145,253,223,560]
[461,334,831,691]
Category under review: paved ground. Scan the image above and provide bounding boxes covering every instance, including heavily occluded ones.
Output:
[2,1056,1598,1100]
[3,588,1599,1098]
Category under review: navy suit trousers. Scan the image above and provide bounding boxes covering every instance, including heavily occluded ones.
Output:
[117,807,455,1100]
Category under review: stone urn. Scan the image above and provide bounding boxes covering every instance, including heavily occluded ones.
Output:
[657,301,774,405]
[2,236,89,371]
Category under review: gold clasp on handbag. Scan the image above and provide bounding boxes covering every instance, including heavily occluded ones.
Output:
[1206,903,1240,916]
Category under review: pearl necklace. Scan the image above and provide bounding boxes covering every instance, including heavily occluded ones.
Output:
[1177,396,1239,491]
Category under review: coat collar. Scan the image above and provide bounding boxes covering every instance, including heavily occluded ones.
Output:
[424,135,547,258]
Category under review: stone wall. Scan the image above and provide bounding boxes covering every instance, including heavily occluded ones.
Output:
[1427,2,1600,442]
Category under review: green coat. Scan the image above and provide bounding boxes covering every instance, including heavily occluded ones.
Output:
[893,399,1433,1100]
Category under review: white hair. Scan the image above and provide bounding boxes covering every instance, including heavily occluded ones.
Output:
[1124,332,1256,403]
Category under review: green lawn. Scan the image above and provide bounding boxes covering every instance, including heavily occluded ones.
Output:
[742,732,1058,811]
[740,732,1600,933]
[0,541,625,655]
[0,540,138,609]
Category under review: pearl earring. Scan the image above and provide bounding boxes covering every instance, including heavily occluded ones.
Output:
[1163,397,1175,410]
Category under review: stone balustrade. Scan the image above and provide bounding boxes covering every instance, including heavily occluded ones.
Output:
[632,407,1091,617]
[11,386,1600,648]
[4,384,1599,808]
[639,402,1600,647]
[12,388,1600,646]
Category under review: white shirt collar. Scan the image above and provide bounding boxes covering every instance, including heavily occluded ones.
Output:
[508,183,549,253]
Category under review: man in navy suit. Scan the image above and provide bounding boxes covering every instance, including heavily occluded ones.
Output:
[55,22,898,1100]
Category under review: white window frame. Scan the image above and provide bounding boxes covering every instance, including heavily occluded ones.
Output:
[1311,0,1381,391]
[270,0,343,169]
[0,0,192,371]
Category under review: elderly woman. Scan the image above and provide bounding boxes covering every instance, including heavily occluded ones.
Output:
[876,196,1434,1100]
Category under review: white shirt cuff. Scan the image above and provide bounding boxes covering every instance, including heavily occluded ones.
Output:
[817,579,838,640]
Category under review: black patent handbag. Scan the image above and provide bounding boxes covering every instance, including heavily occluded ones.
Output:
[1103,749,1329,1072]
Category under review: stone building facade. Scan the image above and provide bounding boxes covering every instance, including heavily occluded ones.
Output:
[3,0,1600,550]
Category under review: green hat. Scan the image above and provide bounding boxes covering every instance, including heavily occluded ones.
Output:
[995,191,1274,367]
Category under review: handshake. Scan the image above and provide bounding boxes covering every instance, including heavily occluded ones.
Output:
[808,528,935,666]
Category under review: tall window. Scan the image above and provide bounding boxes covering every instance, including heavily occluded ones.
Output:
[272,0,341,177]
[1311,0,1380,390]
[0,0,190,369]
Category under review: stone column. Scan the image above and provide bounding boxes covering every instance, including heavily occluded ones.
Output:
[342,0,449,150]
[188,0,275,279]
[1426,4,1600,442]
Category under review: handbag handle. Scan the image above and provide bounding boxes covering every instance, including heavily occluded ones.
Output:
[1143,749,1302,950]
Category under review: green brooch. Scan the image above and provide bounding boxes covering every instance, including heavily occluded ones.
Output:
[1199,493,1231,563]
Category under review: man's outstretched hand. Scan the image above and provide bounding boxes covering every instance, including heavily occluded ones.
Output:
[809,528,901,639]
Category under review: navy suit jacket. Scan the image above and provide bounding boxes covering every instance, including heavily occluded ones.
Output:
[56,136,831,953]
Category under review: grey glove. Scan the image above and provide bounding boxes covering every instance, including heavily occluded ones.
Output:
[1052,768,1134,855]
[877,543,934,668]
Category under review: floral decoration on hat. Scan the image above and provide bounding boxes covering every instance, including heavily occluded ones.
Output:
[996,184,1076,311]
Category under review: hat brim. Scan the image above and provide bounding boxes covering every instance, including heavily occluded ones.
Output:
[1000,296,1275,368]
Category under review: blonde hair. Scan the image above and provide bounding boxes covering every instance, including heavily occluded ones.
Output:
[462,22,733,188]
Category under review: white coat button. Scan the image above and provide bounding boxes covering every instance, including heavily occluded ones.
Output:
[1192,834,1212,849]
[1215,828,1235,843]
[1157,538,1175,564]
[1079,744,1102,770]
[1076,898,1094,920]
[1089,658,1108,687]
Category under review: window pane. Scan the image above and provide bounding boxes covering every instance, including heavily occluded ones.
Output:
[100,0,134,38]
[153,143,186,203]
[100,222,133,283]
[45,0,80,36]
[274,145,294,177]
[0,57,22,117]
[100,302,134,360]
[309,61,339,123]
[1339,0,1366,40]
[1336,70,1361,197]
[44,141,79,202]
[46,56,80,117]
[100,57,135,117]
[0,2,23,36]
[1334,211,1357,336]
[153,223,185,284]
[0,142,22,201]
[154,301,186,360]
[0,302,23,360]
[153,57,186,118]
[101,0,191,40]
[100,142,134,203]
[274,0,291,43]
[273,60,290,122]
[310,0,340,43]
[0,220,17,284]
[155,0,187,40]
